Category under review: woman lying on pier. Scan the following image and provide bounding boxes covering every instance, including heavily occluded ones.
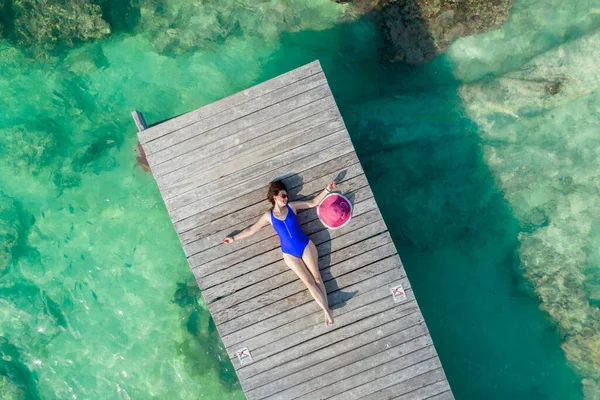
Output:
[223,180,336,326]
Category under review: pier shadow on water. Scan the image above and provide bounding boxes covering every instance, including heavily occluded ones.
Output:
[172,282,241,393]
[255,14,584,400]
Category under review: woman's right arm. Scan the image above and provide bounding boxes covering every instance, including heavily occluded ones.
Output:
[223,212,270,244]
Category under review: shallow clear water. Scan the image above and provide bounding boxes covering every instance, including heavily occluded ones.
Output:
[0,0,599,398]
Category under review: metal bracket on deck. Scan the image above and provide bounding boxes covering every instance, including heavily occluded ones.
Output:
[236,347,253,366]
[390,284,407,303]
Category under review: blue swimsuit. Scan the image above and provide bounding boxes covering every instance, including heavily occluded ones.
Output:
[271,205,310,258]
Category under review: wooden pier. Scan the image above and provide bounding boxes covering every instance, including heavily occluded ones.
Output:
[133,61,453,399]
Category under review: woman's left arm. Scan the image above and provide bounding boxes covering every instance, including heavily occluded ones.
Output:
[290,181,336,211]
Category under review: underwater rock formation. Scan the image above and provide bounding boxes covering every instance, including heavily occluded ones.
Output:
[0,0,6,36]
[343,0,513,64]
[133,0,345,56]
[0,192,20,271]
[459,30,600,396]
[0,337,40,400]
[6,0,110,55]
[0,125,57,175]
[172,281,241,392]
[2,0,346,57]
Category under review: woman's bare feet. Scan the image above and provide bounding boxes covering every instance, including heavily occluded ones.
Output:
[324,310,334,326]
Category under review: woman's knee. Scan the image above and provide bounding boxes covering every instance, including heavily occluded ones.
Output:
[299,272,316,287]
[304,274,316,286]
[306,281,322,295]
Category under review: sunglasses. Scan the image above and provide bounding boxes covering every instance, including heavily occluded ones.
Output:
[278,193,288,199]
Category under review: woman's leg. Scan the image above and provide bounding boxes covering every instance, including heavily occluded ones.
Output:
[302,241,328,307]
[283,253,334,325]
[302,241,334,325]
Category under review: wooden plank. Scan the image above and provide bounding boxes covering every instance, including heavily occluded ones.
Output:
[365,369,450,400]
[145,73,329,156]
[174,151,361,235]
[418,390,454,400]
[236,297,418,379]
[139,60,322,144]
[228,279,413,367]
[180,165,366,251]
[208,226,395,329]
[148,79,332,167]
[250,327,431,400]
[188,197,378,279]
[217,262,404,347]
[207,231,390,324]
[170,138,355,223]
[394,380,452,400]
[290,345,437,400]
[207,225,394,322]
[201,227,394,305]
[190,196,379,276]
[236,301,422,391]
[332,359,444,400]
[221,263,403,348]
[192,190,377,280]
[186,179,372,264]
[225,276,413,361]
[151,98,338,179]
[165,128,349,212]
[131,111,147,131]
[160,118,345,201]
[168,134,353,222]
[204,229,393,305]
[240,309,425,392]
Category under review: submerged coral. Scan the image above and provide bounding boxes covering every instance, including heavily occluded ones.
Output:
[0,192,20,270]
[0,375,27,400]
[0,125,57,175]
[0,337,40,400]
[1,0,352,57]
[134,0,352,55]
[172,281,240,392]
[343,0,513,64]
[460,30,600,395]
[7,0,110,56]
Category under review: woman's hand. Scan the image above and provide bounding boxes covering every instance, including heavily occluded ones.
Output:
[223,236,234,244]
[327,181,336,192]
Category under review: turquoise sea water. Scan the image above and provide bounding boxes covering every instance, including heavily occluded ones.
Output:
[0,0,599,398]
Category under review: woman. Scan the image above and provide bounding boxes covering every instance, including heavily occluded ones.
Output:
[223,179,336,326]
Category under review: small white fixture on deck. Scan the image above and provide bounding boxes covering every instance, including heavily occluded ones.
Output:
[236,347,253,366]
[390,284,407,303]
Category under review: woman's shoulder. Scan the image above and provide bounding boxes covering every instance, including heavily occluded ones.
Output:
[262,210,273,222]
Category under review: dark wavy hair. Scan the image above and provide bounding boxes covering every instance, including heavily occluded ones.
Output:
[267,180,287,206]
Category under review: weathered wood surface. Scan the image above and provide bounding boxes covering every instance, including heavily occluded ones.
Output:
[134,60,453,400]
[131,110,147,131]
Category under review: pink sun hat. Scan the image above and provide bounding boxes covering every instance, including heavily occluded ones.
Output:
[317,193,353,229]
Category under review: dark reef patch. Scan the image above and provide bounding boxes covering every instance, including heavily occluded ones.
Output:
[172,281,241,392]
[0,337,40,400]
